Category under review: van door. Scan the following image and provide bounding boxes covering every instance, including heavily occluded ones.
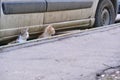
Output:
[1,0,46,29]
[44,0,94,28]
[0,0,46,40]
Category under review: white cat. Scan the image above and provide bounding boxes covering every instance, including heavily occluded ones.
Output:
[9,27,29,44]
[39,25,56,38]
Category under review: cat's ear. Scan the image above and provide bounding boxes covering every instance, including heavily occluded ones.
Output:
[48,25,54,31]
[24,27,29,32]
[20,27,29,34]
[48,25,53,28]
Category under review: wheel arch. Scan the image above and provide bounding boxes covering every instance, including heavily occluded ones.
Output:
[97,0,118,16]
[94,0,117,27]
[110,0,118,16]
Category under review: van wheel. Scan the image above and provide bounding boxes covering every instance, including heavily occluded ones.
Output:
[94,0,115,27]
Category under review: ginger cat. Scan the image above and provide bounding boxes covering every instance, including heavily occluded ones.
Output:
[39,25,55,38]
[9,27,29,44]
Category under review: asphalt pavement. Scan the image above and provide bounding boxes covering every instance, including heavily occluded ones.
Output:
[0,23,120,80]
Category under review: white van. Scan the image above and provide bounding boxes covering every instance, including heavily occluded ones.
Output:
[0,0,118,42]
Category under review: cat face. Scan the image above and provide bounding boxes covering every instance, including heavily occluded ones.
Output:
[8,27,29,44]
[20,27,29,40]
[44,25,55,36]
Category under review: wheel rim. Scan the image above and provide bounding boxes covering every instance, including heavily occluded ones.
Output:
[101,9,110,26]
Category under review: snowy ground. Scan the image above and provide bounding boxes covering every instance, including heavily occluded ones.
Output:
[0,25,120,80]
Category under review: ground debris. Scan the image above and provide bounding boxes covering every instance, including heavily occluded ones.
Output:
[96,66,120,80]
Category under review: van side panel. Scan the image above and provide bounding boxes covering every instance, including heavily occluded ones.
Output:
[0,0,45,29]
[44,0,94,24]
[0,0,45,39]
[0,0,100,41]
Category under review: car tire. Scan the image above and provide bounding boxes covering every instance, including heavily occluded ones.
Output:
[94,0,115,27]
